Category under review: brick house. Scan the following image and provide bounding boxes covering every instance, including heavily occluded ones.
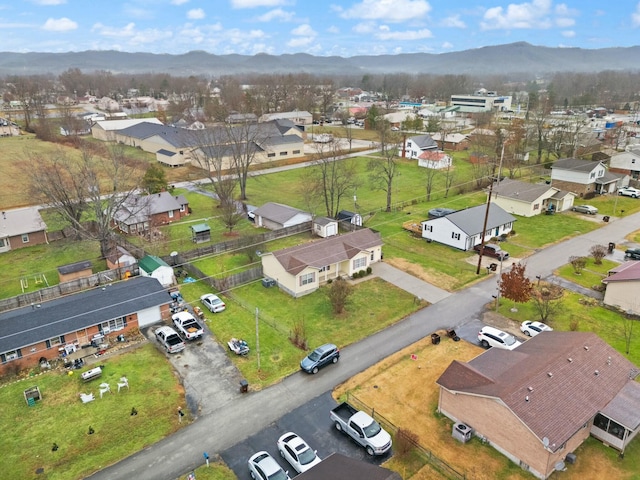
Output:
[0,277,171,376]
[0,207,48,253]
[550,158,609,197]
[437,332,640,479]
[112,191,189,234]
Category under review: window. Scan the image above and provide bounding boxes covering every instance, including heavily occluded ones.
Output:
[0,238,6,248]
[2,349,21,363]
[179,204,186,213]
[370,251,374,261]
[533,203,540,210]
[353,257,367,270]
[46,336,65,349]
[168,210,174,219]
[293,150,300,154]
[451,232,460,240]
[21,233,29,243]
[319,265,331,272]
[590,172,596,179]
[99,317,126,334]
[300,273,315,286]
[424,224,432,232]
[267,153,276,158]
[279,151,287,156]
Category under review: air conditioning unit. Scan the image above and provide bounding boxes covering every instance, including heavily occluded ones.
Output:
[452,422,473,443]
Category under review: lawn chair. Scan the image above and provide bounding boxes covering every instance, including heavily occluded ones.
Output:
[117,377,129,392]
[99,383,111,398]
[79,392,95,403]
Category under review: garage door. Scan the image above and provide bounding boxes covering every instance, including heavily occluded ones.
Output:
[137,305,162,328]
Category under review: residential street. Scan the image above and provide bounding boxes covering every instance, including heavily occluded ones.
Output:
[86,210,640,480]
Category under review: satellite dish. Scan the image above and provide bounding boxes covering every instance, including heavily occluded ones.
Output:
[543,437,549,447]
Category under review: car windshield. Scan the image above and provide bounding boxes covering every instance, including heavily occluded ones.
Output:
[307,349,322,361]
[503,335,517,346]
[267,469,288,480]
[210,297,222,305]
[298,447,317,465]
[363,420,382,438]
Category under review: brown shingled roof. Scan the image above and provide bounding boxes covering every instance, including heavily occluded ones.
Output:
[272,229,382,275]
[437,332,639,452]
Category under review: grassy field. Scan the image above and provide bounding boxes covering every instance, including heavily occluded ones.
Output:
[556,257,619,290]
[1,342,187,480]
[178,276,426,389]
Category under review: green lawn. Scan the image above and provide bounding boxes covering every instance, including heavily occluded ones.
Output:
[178,277,426,388]
[0,239,104,299]
[556,257,619,290]
[2,343,186,480]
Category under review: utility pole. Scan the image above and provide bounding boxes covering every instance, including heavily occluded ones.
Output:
[255,307,260,371]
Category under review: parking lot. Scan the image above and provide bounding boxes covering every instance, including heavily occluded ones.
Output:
[220,391,390,479]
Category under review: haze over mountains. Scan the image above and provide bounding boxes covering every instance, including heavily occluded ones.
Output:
[0,42,638,77]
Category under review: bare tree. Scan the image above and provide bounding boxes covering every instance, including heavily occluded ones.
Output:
[569,256,587,274]
[589,245,607,265]
[443,163,456,198]
[23,142,145,257]
[424,166,439,202]
[327,277,353,315]
[621,310,636,355]
[368,138,401,212]
[227,121,269,201]
[531,283,564,322]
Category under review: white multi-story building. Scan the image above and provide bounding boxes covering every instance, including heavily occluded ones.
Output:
[450,88,512,112]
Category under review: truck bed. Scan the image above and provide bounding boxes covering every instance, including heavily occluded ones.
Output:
[330,402,359,422]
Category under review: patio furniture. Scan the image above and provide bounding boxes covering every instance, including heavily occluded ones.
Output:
[99,383,111,398]
[79,392,95,403]
[117,377,129,392]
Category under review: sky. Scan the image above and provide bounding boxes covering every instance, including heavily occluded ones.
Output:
[0,0,639,56]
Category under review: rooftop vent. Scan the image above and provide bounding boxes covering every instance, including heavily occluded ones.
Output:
[547,372,553,378]
[584,346,589,351]
[568,357,573,362]
[595,370,600,376]
[525,396,530,402]
[527,386,534,392]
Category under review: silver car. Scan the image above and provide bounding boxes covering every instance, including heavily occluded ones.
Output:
[248,451,290,480]
[572,204,598,215]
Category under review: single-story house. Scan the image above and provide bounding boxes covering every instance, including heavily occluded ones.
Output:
[602,261,640,315]
[112,191,189,234]
[0,276,171,375]
[418,150,452,170]
[296,452,401,480]
[252,202,312,230]
[259,111,313,128]
[550,158,607,197]
[489,178,575,217]
[430,132,469,151]
[105,246,137,271]
[609,148,640,180]
[138,255,175,287]
[437,332,640,479]
[313,217,339,238]
[421,204,516,250]
[0,207,48,253]
[261,229,383,297]
[399,134,438,160]
[57,260,93,283]
[91,118,163,141]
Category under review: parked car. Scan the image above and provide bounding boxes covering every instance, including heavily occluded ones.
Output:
[428,207,456,219]
[277,432,322,473]
[248,451,290,480]
[473,243,510,260]
[478,326,522,350]
[155,326,185,354]
[300,343,340,374]
[572,204,598,215]
[520,320,553,337]
[618,187,640,198]
[200,293,226,313]
[330,402,392,456]
[625,247,640,260]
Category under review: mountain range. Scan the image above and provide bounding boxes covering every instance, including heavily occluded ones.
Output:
[0,42,638,77]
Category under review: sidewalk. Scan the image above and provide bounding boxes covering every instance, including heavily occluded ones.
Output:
[372,262,451,304]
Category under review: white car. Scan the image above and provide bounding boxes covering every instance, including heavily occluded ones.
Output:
[277,432,322,473]
[520,321,553,337]
[478,326,522,350]
[200,293,226,313]
[248,451,290,480]
[618,187,640,198]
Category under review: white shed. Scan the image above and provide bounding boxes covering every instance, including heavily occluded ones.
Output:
[313,217,339,238]
[138,255,176,287]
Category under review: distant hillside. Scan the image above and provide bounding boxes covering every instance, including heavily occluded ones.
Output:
[0,42,638,77]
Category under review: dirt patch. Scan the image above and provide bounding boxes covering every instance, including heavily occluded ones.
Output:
[333,332,632,480]
[386,257,457,291]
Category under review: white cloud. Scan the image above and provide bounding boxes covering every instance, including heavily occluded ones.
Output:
[441,41,453,49]
[42,17,77,32]
[287,36,314,48]
[375,27,432,41]
[32,0,66,5]
[353,22,376,34]
[633,2,640,27]
[231,0,289,8]
[441,14,465,28]
[554,3,578,16]
[481,0,555,30]
[555,17,574,27]
[187,8,205,20]
[256,8,295,22]
[561,30,575,37]
[291,24,316,36]
[327,25,339,34]
[92,22,137,38]
[341,0,431,22]
[171,0,189,4]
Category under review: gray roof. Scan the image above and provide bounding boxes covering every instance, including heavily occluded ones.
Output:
[408,134,437,149]
[157,149,176,157]
[599,381,640,430]
[0,206,47,238]
[492,179,557,202]
[595,171,624,185]
[253,202,309,224]
[313,217,336,226]
[551,157,604,172]
[113,192,188,226]
[296,453,401,480]
[57,260,92,275]
[432,204,516,236]
[0,276,169,354]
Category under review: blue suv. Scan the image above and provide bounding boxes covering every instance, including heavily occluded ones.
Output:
[300,343,340,374]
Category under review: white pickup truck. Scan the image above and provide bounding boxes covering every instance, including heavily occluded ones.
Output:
[171,311,204,340]
[329,402,392,456]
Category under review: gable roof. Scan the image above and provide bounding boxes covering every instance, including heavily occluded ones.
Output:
[437,332,640,452]
[296,453,401,480]
[94,118,162,132]
[430,132,468,143]
[418,150,450,161]
[113,192,188,225]
[492,179,557,202]
[551,157,605,172]
[600,381,640,431]
[253,202,309,224]
[272,229,382,275]
[0,207,47,238]
[602,261,640,283]
[0,276,169,354]
[408,134,437,149]
[57,260,92,275]
[425,204,515,236]
[138,255,170,274]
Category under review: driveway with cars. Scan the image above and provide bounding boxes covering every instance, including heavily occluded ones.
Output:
[88,210,640,480]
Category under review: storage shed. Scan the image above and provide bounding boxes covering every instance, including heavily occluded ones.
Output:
[57,260,93,283]
[313,217,338,238]
[138,255,175,287]
[191,223,211,243]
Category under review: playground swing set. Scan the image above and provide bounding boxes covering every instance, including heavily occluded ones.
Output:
[20,273,49,293]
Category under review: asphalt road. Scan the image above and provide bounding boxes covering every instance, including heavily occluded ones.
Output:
[86,210,640,480]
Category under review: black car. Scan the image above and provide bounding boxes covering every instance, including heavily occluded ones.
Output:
[473,243,510,261]
[300,343,340,374]
[625,248,640,260]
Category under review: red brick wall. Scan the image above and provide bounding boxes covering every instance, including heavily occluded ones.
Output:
[8,230,48,250]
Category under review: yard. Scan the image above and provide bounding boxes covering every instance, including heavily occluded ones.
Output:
[1,342,187,480]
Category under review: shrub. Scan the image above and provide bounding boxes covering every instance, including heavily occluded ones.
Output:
[366,266,372,275]
[394,428,419,457]
[569,316,580,331]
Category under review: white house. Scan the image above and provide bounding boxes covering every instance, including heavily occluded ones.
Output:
[421,204,516,250]
[418,150,452,170]
[252,202,312,230]
[489,178,575,217]
[400,134,438,160]
[550,158,607,197]
[609,147,640,180]
[602,261,640,315]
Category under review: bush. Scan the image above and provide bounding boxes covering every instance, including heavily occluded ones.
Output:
[394,428,419,457]
[366,266,372,275]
